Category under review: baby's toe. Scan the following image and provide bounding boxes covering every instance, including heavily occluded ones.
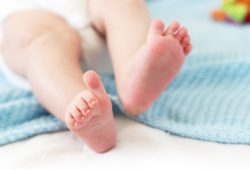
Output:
[69,113,84,129]
[181,36,190,46]
[165,21,181,36]
[184,44,192,55]
[81,91,98,109]
[83,71,109,100]
[181,36,191,51]
[76,97,88,113]
[175,27,188,42]
[71,106,83,121]
[82,107,92,118]
[65,112,77,129]
[148,20,165,37]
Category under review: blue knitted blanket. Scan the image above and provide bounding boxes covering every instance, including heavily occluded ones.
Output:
[1,0,250,145]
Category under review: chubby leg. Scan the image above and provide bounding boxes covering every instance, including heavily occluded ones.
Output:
[89,0,192,114]
[2,10,115,152]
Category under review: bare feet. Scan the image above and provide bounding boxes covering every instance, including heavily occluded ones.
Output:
[118,20,192,115]
[65,71,116,153]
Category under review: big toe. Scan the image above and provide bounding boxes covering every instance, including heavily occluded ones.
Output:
[83,70,107,98]
[148,20,165,39]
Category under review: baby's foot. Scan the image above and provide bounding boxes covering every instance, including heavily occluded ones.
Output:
[119,20,192,115]
[65,71,116,153]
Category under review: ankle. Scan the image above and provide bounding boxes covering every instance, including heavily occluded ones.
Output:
[117,78,148,115]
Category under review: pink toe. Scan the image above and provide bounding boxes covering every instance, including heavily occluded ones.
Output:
[73,122,80,129]
[83,70,108,99]
[82,92,98,109]
[66,113,83,129]
[71,106,82,120]
[82,108,92,117]
[182,36,190,45]
[76,97,88,113]
[176,27,188,41]
[89,100,97,108]
[184,44,192,55]
[66,114,76,128]
[165,21,181,35]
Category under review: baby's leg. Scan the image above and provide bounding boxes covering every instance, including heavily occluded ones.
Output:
[89,0,192,114]
[2,10,116,153]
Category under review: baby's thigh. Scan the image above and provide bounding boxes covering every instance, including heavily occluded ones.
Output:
[3,10,74,42]
[2,10,79,75]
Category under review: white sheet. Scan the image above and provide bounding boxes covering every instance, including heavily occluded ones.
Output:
[0,116,250,170]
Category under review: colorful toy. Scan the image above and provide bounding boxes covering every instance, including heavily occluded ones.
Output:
[212,0,250,24]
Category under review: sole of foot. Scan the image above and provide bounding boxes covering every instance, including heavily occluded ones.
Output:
[118,20,192,115]
[65,71,116,153]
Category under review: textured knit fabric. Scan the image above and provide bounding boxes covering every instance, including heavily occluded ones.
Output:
[1,0,250,145]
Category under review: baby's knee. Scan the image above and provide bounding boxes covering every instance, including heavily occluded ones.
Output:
[3,10,80,50]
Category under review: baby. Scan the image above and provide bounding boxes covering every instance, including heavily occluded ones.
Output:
[1,0,192,152]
